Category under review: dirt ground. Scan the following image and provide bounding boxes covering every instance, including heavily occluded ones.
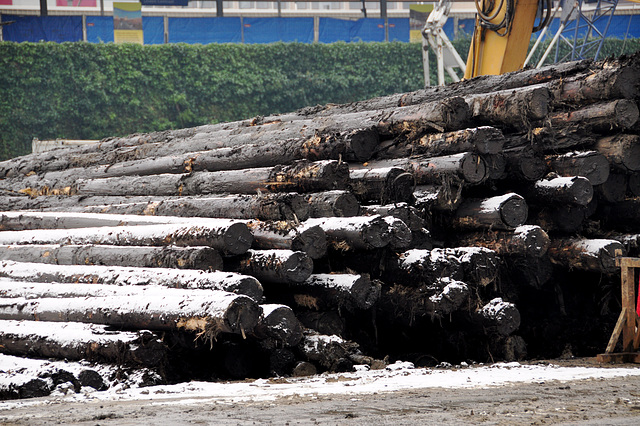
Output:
[2,359,640,425]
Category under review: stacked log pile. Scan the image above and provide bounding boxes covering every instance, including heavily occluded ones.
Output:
[0,52,639,398]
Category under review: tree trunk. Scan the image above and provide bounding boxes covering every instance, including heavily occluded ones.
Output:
[251,304,304,349]
[547,238,625,274]
[0,260,263,300]
[595,134,640,172]
[548,99,639,132]
[0,244,224,271]
[348,167,415,204]
[545,151,610,186]
[0,284,262,338]
[412,183,464,211]
[374,126,505,159]
[0,320,168,369]
[454,193,528,230]
[0,221,253,255]
[304,190,360,218]
[524,176,593,206]
[225,249,313,284]
[503,147,547,181]
[595,173,628,204]
[282,274,381,311]
[387,249,464,286]
[476,298,521,337]
[304,216,392,250]
[246,221,327,260]
[465,86,550,130]
[454,225,550,258]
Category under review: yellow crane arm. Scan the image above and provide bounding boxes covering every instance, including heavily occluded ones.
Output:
[464,0,542,78]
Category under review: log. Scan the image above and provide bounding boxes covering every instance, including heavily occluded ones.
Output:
[286,274,381,311]
[545,151,610,186]
[304,216,392,250]
[73,160,350,196]
[465,86,551,130]
[224,249,313,284]
[79,193,310,222]
[365,152,488,186]
[595,134,640,172]
[388,249,464,285]
[507,256,554,289]
[455,225,550,258]
[0,260,263,300]
[412,183,463,211]
[251,304,304,349]
[360,203,427,232]
[547,238,626,274]
[304,190,360,217]
[483,154,507,180]
[0,221,253,255]
[374,126,505,159]
[548,99,639,132]
[294,310,345,337]
[525,175,593,206]
[595,173,628,204]
[531,204,587,234]
[454,193,528,230]
[0,320,168,368]
[448,247,500,287]
[0,284,262,338]
[598,199,640,232]
[503,147,547,181]
[297,330,361,372]
[477,298,521,337]
[246,221,327,260]
[348,167,415,204]
[382,216,413,250]
[0,244,224,271]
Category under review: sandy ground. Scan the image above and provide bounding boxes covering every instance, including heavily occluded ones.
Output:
[3,359,640,425]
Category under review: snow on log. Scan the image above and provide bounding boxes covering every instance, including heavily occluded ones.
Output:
[0,260,263,300]
[0,320,168,368]
[360,203,427,232]
[304,190,360,218]
[285,273,381,311]
[348,167,415,204]
[304,215,392,250]
[412,183,463,212]
[0,283,261,337]
[447,247,500,287]
[224,249,313,284]
[382,216,413,250]
[455,225,550,258]
[0,221,253,255]
[477,298,521,337]
[525,175,594,206]
[251,304,304,349]
[246,221,327,260]
[454,193,528,230]
[388,249,464,285]
[547,238,625,274]
[545,151,611,186]
[0,244,224,271]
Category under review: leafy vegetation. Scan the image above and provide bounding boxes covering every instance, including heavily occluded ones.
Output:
[0,38,638,160]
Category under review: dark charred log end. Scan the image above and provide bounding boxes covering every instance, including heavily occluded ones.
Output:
[615,99,640,129]
[479,298,521,337]
[389,172,416,203]
[615,67,640,100]
[283,252,314,283]
[475,126,506,155]
[519,156,547,181]
[350,276,381,310]
[596,174,627,204]
[78,369,108,391]
[223,223,254,255]
[484,154,507,180]
[292,225,327,260]
[256,305,304,348]
[362,218,392,249]
[233,276,264,301]
[332,192,360,217]
[386,218,413,250]
[514,225,550,258]
[347,128,380,162]
[499,195,528,229]
[528,87,551,120]
[460,153,488,184]
[282,194,311,222]
[587,155,612,186]
[443,96,471,130]
[629,173,640,197]
[567,176,594,205]
[221,295,262,336]
[598,240,626,274]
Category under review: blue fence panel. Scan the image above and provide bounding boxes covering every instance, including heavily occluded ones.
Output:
[388,18,409,42]
[242,17,313,43]
[318,17,352,42]
[319,18,391,43]
[143,16,165,45]
[168,17,241,44]
[86,16,113,43]
[350,18,386,42]
[1,15,82,42]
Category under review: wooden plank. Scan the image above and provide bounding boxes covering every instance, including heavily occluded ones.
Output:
[597,352,640,364]
[616,257,640,268]
[623,266,637,352]
[605,308,627,354]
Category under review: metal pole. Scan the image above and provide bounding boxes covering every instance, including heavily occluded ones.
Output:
[277,0,282,18]
[216,0,224,17]
[82,15,87,41]
[100,0,104,17]
[40,0,48,16]
[380,0,388,41]
[164,15,169,44]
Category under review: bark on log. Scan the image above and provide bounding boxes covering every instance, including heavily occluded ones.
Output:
[530,204,587,234]
[477,298,521,336]
[251,304,304,349]
[454,193,528,231]
[548,99,639,132]
[547,238,626,274]
[360,203,427,232]
[79,193,310,222]
[348,167,415,204]
[483,154,507,180]
[382,216,413,250]
[294,311,345,337]
[595,134,640,172]
[72,160,350,197]
[0,260,263,300]
[304,190,360,218]
[224,249,313,284]
[297,330,361,373]
[374,126,505,159]
[388,249,464,285]
[545,151,611,186]
[0,320,168,368]
[454,225,550,258]
[465,86,551,130]
[286,274,381,311]
[503,147,547,181]
[361,152,488,185]
[0,222,253,255]
[0,284,262,337]
[304,216,392,250]
[448,247,500,287]
[525,175,593,206]
[628,173,640,197]
[412,183,463,211]
[0,244,224,271]
[595,173,628,204]
[246,221,327,260]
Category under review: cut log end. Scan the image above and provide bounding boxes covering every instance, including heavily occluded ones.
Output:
[292,225,328,260]
[224,223,254,255]
[500,195,528,229]
[615,99,640,129]
[460,153,488,184]
[283,251,315,283]
[348,128,379,162]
